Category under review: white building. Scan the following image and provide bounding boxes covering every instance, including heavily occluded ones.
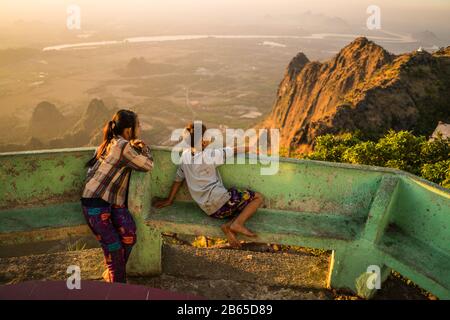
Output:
[431,121,450,140]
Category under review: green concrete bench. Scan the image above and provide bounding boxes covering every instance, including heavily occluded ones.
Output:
[0,148,93,246]
[0,202,84,243]
[132,148,450,299]
[147,202,364,247]
[378,178,450,298]
[381,231,449,296]
[1,147,449,299]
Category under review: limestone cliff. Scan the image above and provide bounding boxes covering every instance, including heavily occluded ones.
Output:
[259,38,450,153]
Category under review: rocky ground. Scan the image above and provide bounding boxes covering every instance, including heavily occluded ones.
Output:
[0,241,433,300]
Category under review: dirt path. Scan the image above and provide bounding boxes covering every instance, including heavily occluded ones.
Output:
[0,244,430,300]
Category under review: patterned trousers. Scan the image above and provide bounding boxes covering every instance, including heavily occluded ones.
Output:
[81,204,137,283]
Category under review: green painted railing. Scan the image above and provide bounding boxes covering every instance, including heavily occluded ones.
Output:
[0,147,449,299]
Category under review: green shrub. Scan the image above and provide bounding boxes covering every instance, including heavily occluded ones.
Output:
[343,141,380,166]
[421,133,450,163]
[308,133,361,162]
[421,160,450,188]
[304,131,449,188]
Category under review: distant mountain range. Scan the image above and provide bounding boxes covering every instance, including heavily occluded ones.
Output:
[117,57,176,77]
[412,31,442,47]
[265,11,352,34]
[1,37,449,154]
[0,98,110,152]
[48,98,110,149]
[258,37,450,153]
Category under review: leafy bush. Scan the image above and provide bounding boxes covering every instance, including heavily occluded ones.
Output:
[421,160,450,188]
[308,132,361,162]
[305,130,450,188]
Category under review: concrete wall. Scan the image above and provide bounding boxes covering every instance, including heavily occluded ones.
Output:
[1,147,449,298]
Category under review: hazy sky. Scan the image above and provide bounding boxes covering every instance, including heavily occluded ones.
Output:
[1,0,450,34]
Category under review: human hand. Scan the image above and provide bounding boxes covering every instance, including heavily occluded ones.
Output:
[130,139,147,152]
[153,197,173,209]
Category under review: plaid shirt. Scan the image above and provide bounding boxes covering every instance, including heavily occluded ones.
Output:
[82,136,153,206]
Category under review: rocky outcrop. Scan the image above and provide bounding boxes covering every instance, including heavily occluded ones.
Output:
[259,37,450,153]
[49,98,110,148]
[119,57,174,77]
[2,99,112,152]
[28,101,68,141]
[412,30,442,47]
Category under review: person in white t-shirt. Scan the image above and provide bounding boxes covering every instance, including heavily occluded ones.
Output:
[154,122,264,248]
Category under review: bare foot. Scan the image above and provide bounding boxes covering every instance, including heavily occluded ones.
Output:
[221,224,241,248]
[230,223,257,238]
[102,269,112,283]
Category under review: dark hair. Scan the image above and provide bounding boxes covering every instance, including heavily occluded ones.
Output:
[186,121,207,151]
[86,109,138,167]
